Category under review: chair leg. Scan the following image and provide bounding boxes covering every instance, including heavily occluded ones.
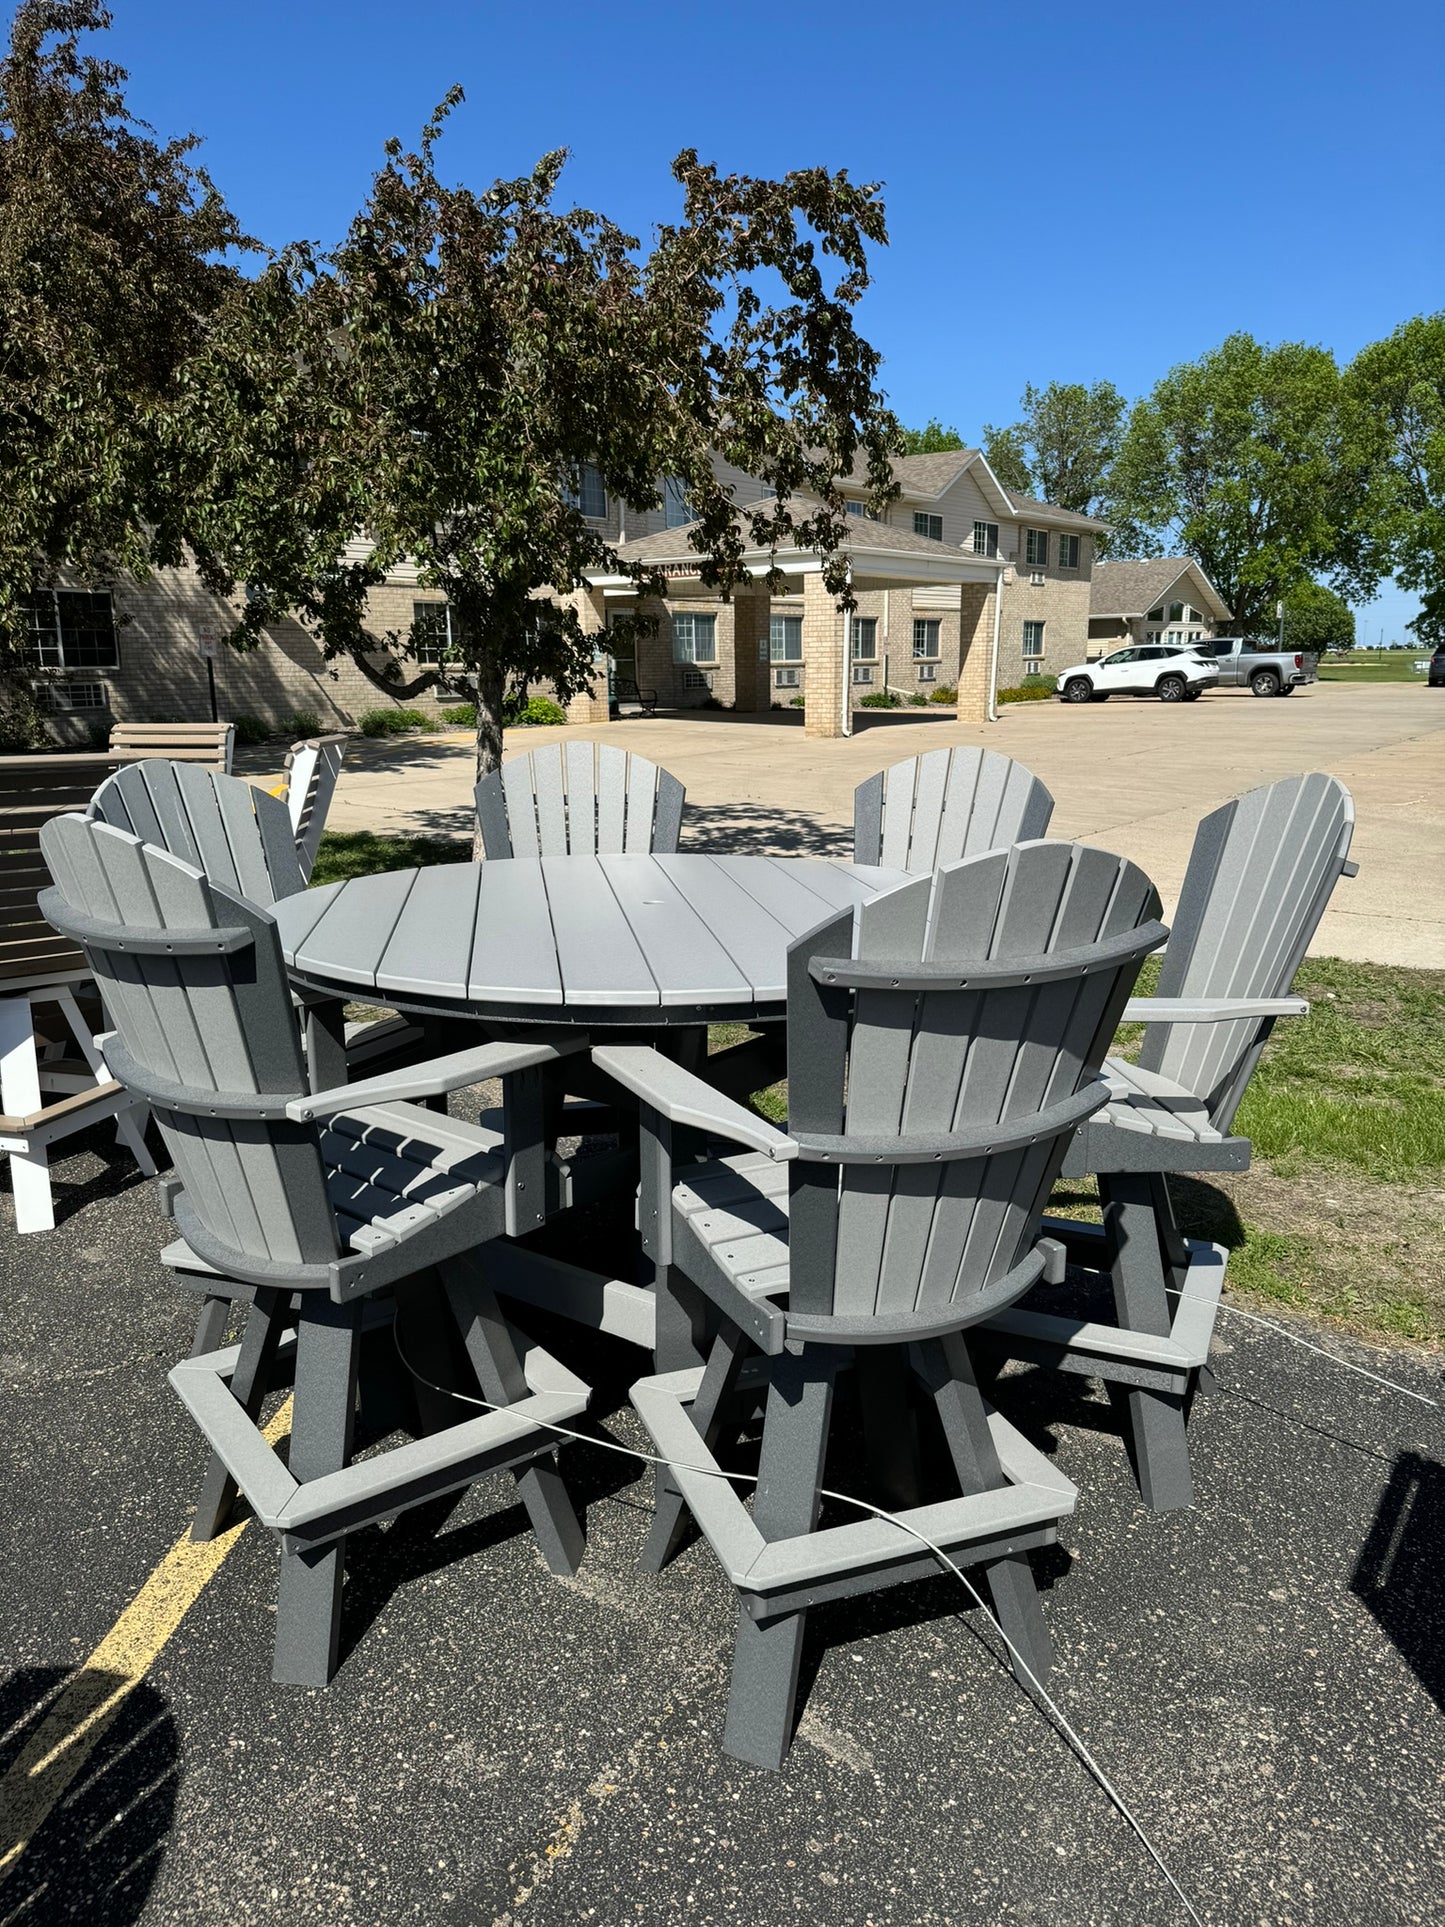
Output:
[856,1345,922,1510]
[720,1347,835,1771]
[1100,1174,1194,1513]
[114,1104,157,1175]
[189,1292,233,1357]
[0,997,53,1234]
[192,1286,287,1543]
[640,1320,749,1575]
[273,1298,363,1687]
[443,1261,584,1576]
[919,1333,1054,1683]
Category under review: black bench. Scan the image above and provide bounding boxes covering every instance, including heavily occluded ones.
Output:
[612,677,658,716]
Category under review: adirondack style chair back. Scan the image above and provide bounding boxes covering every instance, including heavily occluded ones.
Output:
[39,813,338,1271]
[1139,773,1355,1132]
[0,753,127,987]
[474,743,685,858]
[782,840,1165,1332]
[88,760,307,906]
[282,734,348,882]
[852,747,1055,875]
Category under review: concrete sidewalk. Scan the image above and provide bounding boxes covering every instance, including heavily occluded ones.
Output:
[286,681,1445,968]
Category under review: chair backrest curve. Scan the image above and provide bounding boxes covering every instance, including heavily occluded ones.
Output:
[853,746,1054,875]
[474,743,685,858]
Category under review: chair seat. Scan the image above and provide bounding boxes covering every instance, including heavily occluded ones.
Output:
[674,1152,792,1304]
[1061,1055,1248,1175]
[323,1102,503,1257]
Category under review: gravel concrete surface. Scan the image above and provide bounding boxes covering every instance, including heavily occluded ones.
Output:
[3,1126,1443,1926]
[264,681,1444,968]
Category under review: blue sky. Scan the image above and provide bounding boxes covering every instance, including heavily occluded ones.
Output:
[103,0,1443,641]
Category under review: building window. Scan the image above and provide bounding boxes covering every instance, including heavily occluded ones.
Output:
[912,618,940,660]
[25,590,119,670]
[1022,620,1045,660]
[1058,533,1080,569]
[1147,606,1164,623]
[774,666,800,688]
[850,617,877,660]
[852,663,874,684]
[913,512,944,542]
[972,520,999,557]
[411,601,454,664]
[564,463,608,520]
[1146,629,1161,644]
[917,662,937,683]
[1167,601,1185,623]
[663,476,691,528]
[36,680,107,712]
[1025,529,1049,568]
[769,614,803,662]
[671,612,717,665]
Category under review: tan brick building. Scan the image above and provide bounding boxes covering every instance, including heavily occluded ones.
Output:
[27,449,1103,743]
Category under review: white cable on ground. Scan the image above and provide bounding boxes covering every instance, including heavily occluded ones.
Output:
[392,1323,1207,1927]
[1209,1298,1438,1408]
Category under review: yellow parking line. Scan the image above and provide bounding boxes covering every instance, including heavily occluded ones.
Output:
[0,1398,292,1877]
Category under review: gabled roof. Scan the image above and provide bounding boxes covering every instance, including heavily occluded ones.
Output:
[1001,487,1110,534]
[609,507,993,567]
[1090,557,1232,622]
[890,449,979,494]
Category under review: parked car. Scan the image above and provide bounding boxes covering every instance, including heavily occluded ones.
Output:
[1429,645,1445,688]
[1192,637,1318,696]
[1056,643,1220,706]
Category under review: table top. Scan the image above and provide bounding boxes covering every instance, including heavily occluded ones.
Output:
[274,853,909,1025]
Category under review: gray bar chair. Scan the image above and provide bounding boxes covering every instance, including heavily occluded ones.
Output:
[853,746,1054,874]
[982,772,1358,1512]
[474,742,685,858]
[596,838,1166,1769]
[40,812,590,1687]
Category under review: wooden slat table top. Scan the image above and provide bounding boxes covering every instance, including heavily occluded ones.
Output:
[275,854,910,1025]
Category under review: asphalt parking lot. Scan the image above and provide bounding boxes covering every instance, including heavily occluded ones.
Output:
[3,1122,1443,1926]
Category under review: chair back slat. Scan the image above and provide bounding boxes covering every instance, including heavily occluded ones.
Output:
[788,840,1164,1327]
[281,735,347,882]
[1139,774,1354,1129]
[40,814,337,1269]
[475,744,686,858]
[90,761,305,906]
[854,747,1055,875]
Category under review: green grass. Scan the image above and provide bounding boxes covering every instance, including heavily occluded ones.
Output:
[310,829,468,886]
[1317,652,1429,683]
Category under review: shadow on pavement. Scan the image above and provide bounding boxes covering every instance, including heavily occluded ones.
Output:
[0,1667,179,1926]
[1351,1450,1445,1713]
[680,801,852,858]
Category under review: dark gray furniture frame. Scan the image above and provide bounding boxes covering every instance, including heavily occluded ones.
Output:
[603,838,1166,1768]
[40,812,591,1686]
[983,772,1358,1511]
[474,742,684,859]
[853,746,1055,874]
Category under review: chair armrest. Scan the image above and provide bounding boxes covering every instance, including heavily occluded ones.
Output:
[591,1044,798,1161]
[287,1033,586,1123]
[1122,996,1309,1025]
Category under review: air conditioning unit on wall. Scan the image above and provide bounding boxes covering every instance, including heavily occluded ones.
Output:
[1029,571,1046,587]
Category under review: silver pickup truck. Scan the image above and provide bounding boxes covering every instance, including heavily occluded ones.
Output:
[1192,637,1319,696]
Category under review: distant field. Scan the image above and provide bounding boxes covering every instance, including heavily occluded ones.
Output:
[1318,652,1430,683]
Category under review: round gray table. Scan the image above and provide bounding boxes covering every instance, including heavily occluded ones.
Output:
[275,852,909,1028]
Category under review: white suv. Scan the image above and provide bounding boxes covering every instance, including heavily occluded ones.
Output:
[1055,643,1219,706]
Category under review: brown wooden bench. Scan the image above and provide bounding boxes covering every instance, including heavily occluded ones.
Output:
[0,752,156,1228]
[109,721,236,770]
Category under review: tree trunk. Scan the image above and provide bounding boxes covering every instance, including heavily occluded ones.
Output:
[472,658,507,860]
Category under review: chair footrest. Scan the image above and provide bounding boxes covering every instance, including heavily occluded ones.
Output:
[169,1330,588,1548]
[981,1237,1227,1375]
[631,1366,1076,1604]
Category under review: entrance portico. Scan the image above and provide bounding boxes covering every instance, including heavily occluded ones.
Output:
[580,518,1005,733]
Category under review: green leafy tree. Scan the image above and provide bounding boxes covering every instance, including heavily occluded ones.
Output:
[179,97,901,780]
[1281,579,1354,654]
[979,423,1031,494]
[1341,313,1445,619]
[1108,334,1367,638]
[982,381,1124,516]
[1406,585,1445,649]
[899,417,965,454]
[0,1,252,741]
